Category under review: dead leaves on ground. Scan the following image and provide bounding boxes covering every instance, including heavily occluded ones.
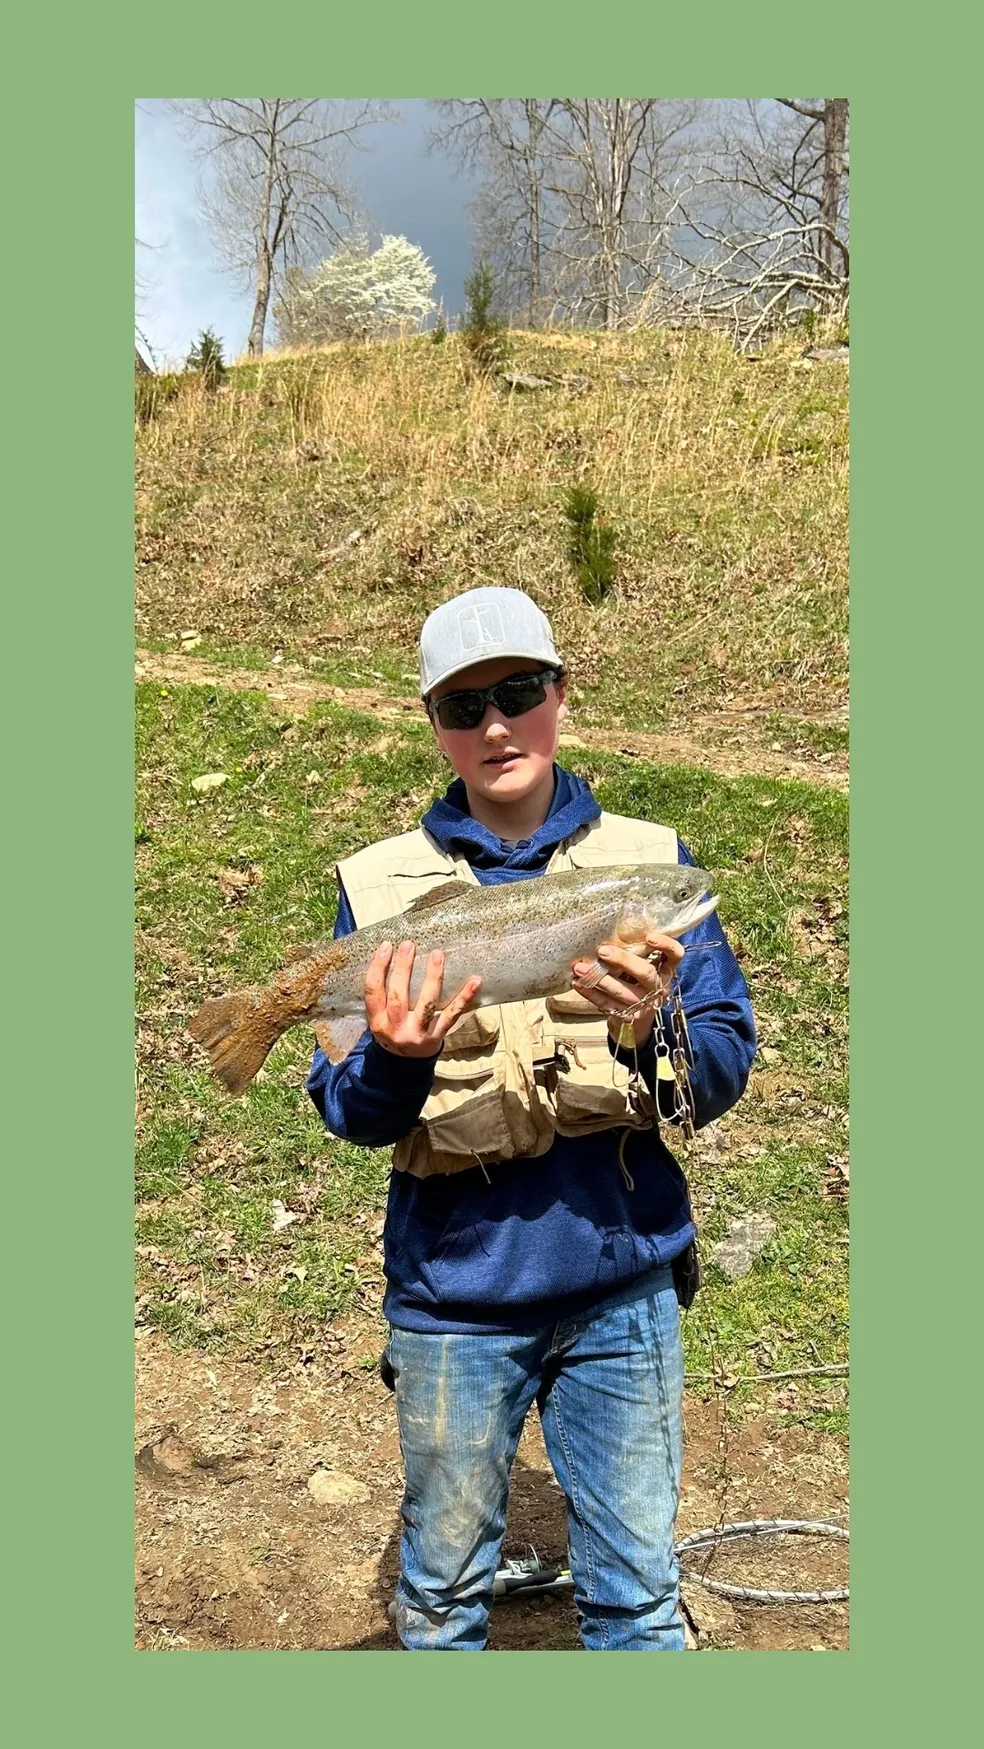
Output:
[823,1154,850,1200]
[789,897,847,976]
[217,863,264,906]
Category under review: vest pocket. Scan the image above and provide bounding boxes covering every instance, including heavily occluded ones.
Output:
[416,1053,514,1160]
[441,1008,501,1051]
[397,1018,550,1174]
[547,1025,658,1135]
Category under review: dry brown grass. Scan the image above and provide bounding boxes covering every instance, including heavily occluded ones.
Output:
[135,328,848,731]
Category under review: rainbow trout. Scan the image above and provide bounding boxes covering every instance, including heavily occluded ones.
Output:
[189,863,717,1095]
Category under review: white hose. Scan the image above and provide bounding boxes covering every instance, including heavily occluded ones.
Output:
[676,1518,849,1604]
[386,1520,850,1618]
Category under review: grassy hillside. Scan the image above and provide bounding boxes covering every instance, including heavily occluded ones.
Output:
[135,329,848,734]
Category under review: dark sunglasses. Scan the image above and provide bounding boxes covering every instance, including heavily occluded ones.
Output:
[427,667,564,732]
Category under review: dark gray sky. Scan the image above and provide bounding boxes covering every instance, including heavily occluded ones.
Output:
[135,99,481,366]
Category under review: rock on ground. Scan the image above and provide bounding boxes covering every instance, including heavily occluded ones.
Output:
[710,1213,777,1279]
[308,1469,371,1506]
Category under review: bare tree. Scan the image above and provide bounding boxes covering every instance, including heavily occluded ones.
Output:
[664,99,850,347]
[172,99,388,356]
[135,237,161,371]
[777,99,849,281]
[432,99,698,330]
[545,100,655,328]
[537,100,702,328]
[429,101,558,326]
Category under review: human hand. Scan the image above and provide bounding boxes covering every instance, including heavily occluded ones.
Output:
[571,932,685,1047]
[365,939,482,1058]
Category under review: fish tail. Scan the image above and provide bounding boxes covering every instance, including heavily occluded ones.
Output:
[187,989,287,1096]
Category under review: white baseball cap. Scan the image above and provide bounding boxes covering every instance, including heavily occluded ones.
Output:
[418,587,562,697]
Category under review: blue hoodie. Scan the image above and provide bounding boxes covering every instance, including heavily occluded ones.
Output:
[307,767,756,1333]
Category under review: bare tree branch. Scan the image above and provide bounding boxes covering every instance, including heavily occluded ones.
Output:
[777,98,826,121]
[429,100,559,326]
[658,99,849,345]
[172,98,392,355]
[432,98,702,330]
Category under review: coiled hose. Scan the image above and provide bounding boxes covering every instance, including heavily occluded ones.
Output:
[490,1520,848,1606]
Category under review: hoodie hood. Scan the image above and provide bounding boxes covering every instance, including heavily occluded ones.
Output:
[421,764,602,879]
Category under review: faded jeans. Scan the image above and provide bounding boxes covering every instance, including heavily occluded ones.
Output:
[387,1266,685,1650]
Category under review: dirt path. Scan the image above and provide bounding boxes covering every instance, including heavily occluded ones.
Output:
[136,1321,848,1653]
[135,649,848,792]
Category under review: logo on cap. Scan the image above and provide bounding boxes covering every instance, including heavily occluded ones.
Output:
[457,600,504,653]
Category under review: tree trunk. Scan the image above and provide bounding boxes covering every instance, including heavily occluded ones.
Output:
[526,151,541,327]
[601,249,621,329]
[524,102,543,328]
[820,99,849,281]
[246,103,279,358]
[596,100,634,328]
[247,248,272,357]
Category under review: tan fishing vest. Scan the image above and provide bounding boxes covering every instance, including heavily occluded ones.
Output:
[333,812,678,1179]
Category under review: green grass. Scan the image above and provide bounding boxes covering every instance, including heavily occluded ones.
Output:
[138,630,421,698]
[135,680,848,1429]
[765,710,850,756]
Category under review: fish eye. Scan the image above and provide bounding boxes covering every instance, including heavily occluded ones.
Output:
[675,883,691,903]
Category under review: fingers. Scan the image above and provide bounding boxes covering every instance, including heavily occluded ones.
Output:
[386,939,416,1016]
[363,940,394,1023]
[571,934,686,1018]
[364,938,480,1058]
[597,943,661,984]
[572,967,644,1010]
[573,944,656,1003]
[646,932,685,973]
[433,976,482,1040]
[412,948,446,1029]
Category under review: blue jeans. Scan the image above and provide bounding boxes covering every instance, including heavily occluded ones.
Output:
[388,1266,685,1650]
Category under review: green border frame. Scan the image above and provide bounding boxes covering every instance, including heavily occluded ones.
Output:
[10,4,977,1737]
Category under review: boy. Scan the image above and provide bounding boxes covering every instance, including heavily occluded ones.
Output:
[307,586,755,1650]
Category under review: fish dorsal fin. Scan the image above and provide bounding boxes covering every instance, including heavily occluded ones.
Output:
[281,942,320,966]
[404,881,466,914]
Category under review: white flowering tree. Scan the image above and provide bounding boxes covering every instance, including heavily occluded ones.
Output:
[276,235,437,344]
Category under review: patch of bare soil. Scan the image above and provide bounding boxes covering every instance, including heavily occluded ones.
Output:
[135,1322,848,1653]
[135,650,848,792]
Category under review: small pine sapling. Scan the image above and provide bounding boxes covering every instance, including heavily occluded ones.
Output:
[462,264,506,377]
[564,485,616,605]
[186,327,227,392]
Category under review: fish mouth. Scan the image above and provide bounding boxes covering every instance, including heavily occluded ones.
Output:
[662,891,720,938]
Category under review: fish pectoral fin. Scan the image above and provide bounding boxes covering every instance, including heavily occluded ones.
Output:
[314,1014,368,1064]
[402,881,466,914]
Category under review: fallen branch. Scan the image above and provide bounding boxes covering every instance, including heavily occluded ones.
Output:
[686,1363,848,1386]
